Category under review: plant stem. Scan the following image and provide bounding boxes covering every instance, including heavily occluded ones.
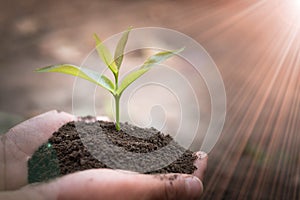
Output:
[114,72,120,131]
[115,95,120,131]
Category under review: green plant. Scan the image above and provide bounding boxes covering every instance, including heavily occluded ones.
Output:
[36,27,183,131]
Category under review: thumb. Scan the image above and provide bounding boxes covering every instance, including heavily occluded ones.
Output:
[49,170,203,200]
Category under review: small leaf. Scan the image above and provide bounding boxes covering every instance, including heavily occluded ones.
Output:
[114,27,132,69]
[116,68,149,96]
[93,34,118,74]
[36,64,115,93]
[117,48,184,95]
[142,47,184,69]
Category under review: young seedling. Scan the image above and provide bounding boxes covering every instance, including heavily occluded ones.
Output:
[36,27,183,131]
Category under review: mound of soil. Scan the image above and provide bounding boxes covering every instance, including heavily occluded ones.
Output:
[28,119,197,183]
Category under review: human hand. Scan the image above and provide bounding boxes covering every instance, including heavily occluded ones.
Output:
[0,110,207,200]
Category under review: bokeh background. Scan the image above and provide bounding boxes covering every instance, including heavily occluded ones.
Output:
[1,0,299,199]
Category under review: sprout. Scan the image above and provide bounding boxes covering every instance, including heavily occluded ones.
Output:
[36,27,183,131]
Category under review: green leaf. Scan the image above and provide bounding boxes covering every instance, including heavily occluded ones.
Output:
[116,68,149,96]
[114,27,132,69]
[142,47,184,69]
[93,34,118,74]
[117,48,184,95]
[36,64,115,93]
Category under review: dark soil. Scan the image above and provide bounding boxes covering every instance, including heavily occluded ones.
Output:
[28,119,197,183]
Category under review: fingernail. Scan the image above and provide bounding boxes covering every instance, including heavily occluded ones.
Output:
[197,151,207,159]
[184,176,203,199]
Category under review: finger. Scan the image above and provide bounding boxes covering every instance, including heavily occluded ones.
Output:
[54,152,207,200]
[61,169,203,200]
[193,151,208,181]
[10,169,203,200]
[5,110,75,155]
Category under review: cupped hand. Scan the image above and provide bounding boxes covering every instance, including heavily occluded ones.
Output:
[0,110,207,200]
